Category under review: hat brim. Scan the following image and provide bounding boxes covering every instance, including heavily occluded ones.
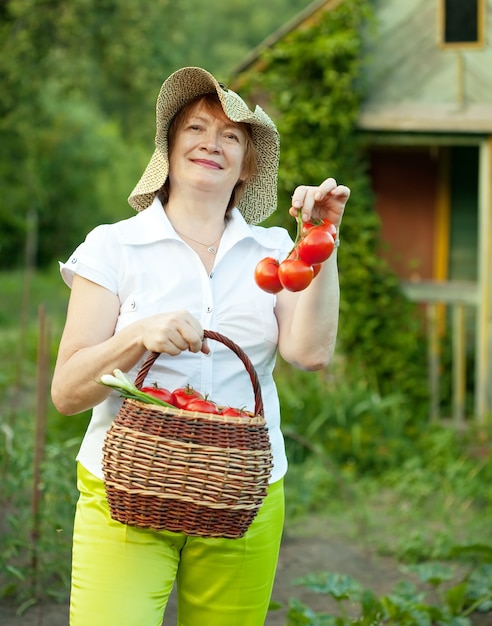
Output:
[128,67,279,225]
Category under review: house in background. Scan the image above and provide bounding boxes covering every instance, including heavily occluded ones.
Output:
[233,0,492,421]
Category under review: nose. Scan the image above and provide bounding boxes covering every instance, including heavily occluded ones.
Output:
[200,130,221,152]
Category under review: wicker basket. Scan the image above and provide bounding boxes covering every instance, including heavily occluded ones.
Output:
[102,330,273,538]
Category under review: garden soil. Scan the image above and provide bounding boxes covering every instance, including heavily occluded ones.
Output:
[1,518,491,626]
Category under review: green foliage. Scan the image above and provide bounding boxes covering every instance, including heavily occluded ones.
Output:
[169,0,314,77]
[0,269,87,603]
[0,0,312,269]
[1,269,492,611]
[276,359,415,474]
[286,564,492,625]
[0,1,134,259]
[236,0,429,417]
[0,416,81,604]
[1,0,491,608]
[381,426,492,512]
[276,347,492,617]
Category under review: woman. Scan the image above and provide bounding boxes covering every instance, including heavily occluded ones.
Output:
[51,66,350,626]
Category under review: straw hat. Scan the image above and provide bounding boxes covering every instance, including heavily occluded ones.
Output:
[128,66,280,225]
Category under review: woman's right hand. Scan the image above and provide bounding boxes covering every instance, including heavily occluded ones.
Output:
[52,276,207,415]
[138,310,209,356]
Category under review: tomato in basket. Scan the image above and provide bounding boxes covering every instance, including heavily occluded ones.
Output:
[220,406,243,417]
[141,385,174,405]
[172,385,204,409]
[220,406,254,417]
[185,398,220,414]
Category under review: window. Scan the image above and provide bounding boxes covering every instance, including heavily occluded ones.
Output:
[440,0,485,47]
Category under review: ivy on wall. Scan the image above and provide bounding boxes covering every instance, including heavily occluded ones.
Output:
[234,0,430,418]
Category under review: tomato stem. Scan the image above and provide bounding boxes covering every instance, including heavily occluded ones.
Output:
[284,209,304,259]
[295,208,303,244]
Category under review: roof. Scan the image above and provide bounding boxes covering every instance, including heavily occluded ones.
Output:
[232,0,492,134]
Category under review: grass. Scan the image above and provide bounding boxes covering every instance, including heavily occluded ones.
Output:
[284,446,492,561]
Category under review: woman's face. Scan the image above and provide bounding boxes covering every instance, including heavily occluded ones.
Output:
[168,100,248,200]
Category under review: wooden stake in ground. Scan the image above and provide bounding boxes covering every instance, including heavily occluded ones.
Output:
[31,304,50,598]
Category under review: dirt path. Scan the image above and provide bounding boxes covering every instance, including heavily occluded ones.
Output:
[1,524,491,625]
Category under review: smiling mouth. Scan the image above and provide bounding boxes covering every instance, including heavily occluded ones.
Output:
[192,159,223,170]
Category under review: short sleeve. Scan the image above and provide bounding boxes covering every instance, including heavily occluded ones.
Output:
[59,224,119,293]
[249,224,294,259]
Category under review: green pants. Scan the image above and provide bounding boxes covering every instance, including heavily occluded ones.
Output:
[70,463,285,626]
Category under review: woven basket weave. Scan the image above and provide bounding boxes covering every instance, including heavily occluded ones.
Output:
[102,330,273,538]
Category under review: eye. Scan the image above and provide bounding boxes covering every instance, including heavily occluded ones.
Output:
[224,124,247,143]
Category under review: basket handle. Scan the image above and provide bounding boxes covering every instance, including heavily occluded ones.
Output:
[133,330,264,417]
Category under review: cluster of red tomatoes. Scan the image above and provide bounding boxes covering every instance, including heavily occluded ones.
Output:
[141,383,253,417]
[254,217,337,293]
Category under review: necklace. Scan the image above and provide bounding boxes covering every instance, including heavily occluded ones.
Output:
[174,227,224,254]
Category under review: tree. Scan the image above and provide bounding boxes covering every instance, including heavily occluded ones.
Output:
[1,0,180,266]
[0,0,313,268]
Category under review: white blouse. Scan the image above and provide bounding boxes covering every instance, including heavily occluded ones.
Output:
[60,198,294,483]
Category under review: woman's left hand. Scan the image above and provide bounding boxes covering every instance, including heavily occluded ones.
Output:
[289,177,350,228]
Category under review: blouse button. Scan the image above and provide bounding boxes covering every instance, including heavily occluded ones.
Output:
[206,306,212,313]
[71,257,77,264]
[130,300,136,310]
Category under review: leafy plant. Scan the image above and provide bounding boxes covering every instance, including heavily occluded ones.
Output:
[0,403,82,605]
[285,564,492,626]
[0,268,86,605]
[276,359,420,475]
